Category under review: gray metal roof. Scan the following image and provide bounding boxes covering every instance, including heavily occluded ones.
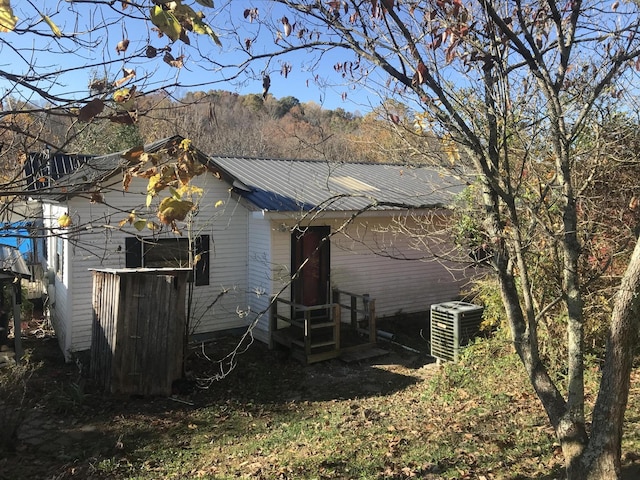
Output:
[47,135,464,212]
[50,137,185,197]
[0,244,31,279]
[24,152,94,191]
[209,156,462,212]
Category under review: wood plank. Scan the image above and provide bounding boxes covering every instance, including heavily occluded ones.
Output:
[339,347,388,363]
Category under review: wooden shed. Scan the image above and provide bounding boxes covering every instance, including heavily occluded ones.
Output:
[90,268,190,396]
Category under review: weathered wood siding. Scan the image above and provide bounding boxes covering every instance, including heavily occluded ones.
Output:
[90,269,189,396]
[45,172,249,356]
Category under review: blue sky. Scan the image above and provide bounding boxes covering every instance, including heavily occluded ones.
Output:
[0,1,380,113]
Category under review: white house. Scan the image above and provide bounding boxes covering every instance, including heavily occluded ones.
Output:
[31,136,472,360]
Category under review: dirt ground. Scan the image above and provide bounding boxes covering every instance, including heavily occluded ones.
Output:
[0,319,438,480]
[3,316,639,480]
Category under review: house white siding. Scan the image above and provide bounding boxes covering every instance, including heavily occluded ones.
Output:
[38,143,471,360]
[43,172,250,357]
[254,211,468,336]
[245,211,274,343]
[42,202,73,356]
[329,215,466,316]
[187,177,249,336]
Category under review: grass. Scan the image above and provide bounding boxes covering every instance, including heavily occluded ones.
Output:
[0,329,639,479]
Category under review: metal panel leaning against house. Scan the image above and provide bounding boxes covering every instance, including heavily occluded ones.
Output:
[29,135,475,360]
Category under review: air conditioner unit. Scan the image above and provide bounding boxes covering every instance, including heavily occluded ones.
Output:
[430,301,484,362]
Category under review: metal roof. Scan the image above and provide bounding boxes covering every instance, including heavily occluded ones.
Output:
[45,137,186,198]
[209,156,462,212]
[0,244,31,279]
[45,135,464,212]
[24,152,93,191]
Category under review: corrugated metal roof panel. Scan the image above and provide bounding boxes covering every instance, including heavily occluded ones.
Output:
[42,135,464,212]
[24,152,93,191]
[209,156,462,212]
[0,244,31,279]
[49,136,187,198]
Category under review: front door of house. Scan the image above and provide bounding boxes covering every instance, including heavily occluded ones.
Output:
[291,226,330,314]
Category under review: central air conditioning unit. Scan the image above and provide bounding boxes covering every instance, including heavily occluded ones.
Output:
[430,301,484,362]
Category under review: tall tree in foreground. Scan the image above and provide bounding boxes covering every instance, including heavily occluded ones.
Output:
[227,1,640,478]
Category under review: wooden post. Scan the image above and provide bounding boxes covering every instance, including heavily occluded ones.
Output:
[333,303,341,352]
[269,297,277,349]
[304,310,311,357]
[11,279,23,362]
[368,298,376,344]
[350,294,357,329]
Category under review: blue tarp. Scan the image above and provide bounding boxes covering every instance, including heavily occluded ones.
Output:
[0,222,34,262]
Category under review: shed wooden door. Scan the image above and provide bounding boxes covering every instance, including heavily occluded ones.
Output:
[292,226,330,311]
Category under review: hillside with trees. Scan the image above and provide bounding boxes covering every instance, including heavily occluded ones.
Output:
[1,87,433,167]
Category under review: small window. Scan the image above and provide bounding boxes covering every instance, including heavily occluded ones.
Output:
[125,235,210,286]
[145,238,190,268]
[55,236,64,277]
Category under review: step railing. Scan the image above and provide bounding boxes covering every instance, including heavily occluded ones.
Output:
[332,288,376,344]
[270,297,341,362]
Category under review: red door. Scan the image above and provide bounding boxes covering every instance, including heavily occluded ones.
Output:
[292,226,330,310]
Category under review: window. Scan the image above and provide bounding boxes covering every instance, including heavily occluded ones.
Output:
[55,235,64,277]
[125,235,210,286]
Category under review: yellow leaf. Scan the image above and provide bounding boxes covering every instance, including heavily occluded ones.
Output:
[147,173,163,196]
[58,213,72,228]
[150,5,181,42]
[113,86,136,111]
[0,0,18,33]
[180,138,192,151]
[177,184,203,197]
[41,14,61,37]
[146,193,153,208]
[193,253,202,264]
[113,88,130,102]
[214,200,224,208]
[158,197,194,224]
[169,186,181,200]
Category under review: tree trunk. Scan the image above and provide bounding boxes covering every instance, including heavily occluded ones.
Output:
[571,237,640,480]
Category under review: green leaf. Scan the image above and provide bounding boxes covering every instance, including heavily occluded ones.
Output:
[169,186,181,200]
[192,17,221,46]
[133,219,147,231]
[150,5,181,42]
